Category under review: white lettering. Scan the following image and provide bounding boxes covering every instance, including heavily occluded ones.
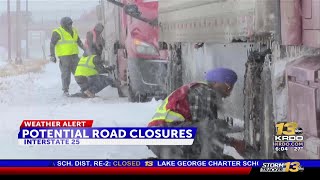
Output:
[22,129,29,138]
[130,129,138,138]
[92,129,99,138]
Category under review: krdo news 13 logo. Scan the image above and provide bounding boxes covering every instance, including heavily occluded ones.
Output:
[274,122,304,152]
[275,122,303,141]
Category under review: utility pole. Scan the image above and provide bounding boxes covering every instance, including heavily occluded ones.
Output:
[25,0,29,59]
[15,0,22,64]
[7,0,11,62]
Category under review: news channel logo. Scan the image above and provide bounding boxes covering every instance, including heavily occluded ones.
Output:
[260,162,304,172]
[145,161,154,167]
[273,122,304,152]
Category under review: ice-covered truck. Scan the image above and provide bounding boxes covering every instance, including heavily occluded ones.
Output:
[97,0,320,159]
[97,0,168,102]
[159,0,320,159]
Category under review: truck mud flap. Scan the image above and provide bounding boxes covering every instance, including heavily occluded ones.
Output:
[243,49,284,159]
[167,43,183,94]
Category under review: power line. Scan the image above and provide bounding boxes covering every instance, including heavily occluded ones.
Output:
[7,0,11,62]
[15,0,22,64]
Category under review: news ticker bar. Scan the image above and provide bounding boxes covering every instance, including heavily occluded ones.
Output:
[0,160,319,167]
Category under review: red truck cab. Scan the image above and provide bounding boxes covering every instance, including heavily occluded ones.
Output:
[103,0,168,102]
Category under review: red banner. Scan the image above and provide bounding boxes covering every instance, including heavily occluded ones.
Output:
[0,167,251,175]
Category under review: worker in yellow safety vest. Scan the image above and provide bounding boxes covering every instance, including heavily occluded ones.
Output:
[49,17,85,96]
[73,53,124,98]
[146,67,260,159]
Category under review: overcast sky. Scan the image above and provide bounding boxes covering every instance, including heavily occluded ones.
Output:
[0,0,99,22]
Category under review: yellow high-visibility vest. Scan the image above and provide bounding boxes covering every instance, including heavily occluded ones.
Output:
[148,82,209,127]
[151,97,186,123]
[75,55,98,77]
[53,26,79,57]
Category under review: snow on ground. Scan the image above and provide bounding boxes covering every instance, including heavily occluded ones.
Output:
[0,62,161,159]
[0,60,6,68]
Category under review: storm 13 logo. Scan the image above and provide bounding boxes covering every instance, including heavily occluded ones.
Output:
[260,162,304,172]
[275,122,303,141]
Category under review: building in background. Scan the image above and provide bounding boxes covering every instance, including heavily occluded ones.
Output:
[0,4,98,60]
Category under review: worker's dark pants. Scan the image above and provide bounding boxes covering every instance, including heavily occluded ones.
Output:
[58,55,80,92]
[75,75,114,94]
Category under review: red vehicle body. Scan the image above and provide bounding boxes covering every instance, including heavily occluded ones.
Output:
[99,0,168,102]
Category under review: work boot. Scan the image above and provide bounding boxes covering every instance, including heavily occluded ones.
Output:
[84,90,95,98]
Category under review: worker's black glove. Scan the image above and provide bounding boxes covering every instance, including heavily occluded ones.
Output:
[226,138,261,159]
[229,139,246,155]
[50,56,57,63]
[105,64,116,72]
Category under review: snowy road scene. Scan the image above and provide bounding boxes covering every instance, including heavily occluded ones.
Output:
[0,61,159,159]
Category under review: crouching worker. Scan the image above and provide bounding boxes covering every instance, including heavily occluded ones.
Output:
[74,53,121,98]
[147,67,255,159]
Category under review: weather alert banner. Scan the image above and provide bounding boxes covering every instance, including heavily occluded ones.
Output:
[18,120,196,146]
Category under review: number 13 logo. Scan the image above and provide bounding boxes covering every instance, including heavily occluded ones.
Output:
[285,162,300,172]
[276,122,298,136]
